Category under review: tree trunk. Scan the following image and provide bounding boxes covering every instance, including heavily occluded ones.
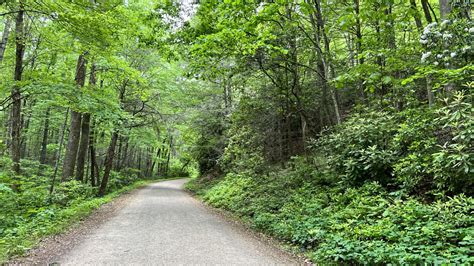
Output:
[75,114,90,182]
[61,53,87,181]
[49,109,69,194]
[75,64,95,182]
[89,120,99,187]
[119,137,129,170]
[39,107,50,165]
[310,0,341,124]
[410,0,423,32]
[20,100,32,157]
[98,80,127,195]
[421,0,433,23]
[439,0,451,19]
[11,2,25,175]
[165,136,173,175]
[427,75,435,106]
[0,18,11,65]
[98,131,119,196]
[353,0,366,101]
[114,136,122,170]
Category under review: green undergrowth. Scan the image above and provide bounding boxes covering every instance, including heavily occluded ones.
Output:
[0,167,168,263]
[187,96,474,265]
[187,174,473,264]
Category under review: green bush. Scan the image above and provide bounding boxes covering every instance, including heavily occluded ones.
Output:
[190,99,474,264]
[50,180,95,206]
[203,173,255,214]
[315,110,398,186]
[314,95,473,196]
[191,173,474,264]
[106,171,138,192]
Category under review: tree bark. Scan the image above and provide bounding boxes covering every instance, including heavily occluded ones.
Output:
[119,137,129,170]
[165,136,173,175]
[75,64,95,182]
[0,18,11,65]
[11,1,25,175]
[353,0,366,101]
[75,114,90,182]
[439,0,451,19]
[421,0,433,23]
[39,107,50,165]
[89,120,99,186]
[20,99,32,157]
[98,131,119,196]
[410,0,423,32]
[50,109,69,194]
[310,0,341,124]
[98,80,127,195]
[61,53,87,181]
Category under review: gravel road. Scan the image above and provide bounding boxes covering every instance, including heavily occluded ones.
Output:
[58,179,295,265]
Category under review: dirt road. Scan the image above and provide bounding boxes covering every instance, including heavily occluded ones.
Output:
[59,179,295,265]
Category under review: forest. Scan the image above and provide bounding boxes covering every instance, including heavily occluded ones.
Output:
[0,0,473,264]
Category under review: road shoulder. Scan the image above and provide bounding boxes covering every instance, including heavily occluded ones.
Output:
[185,187,311,265]
[7,187,143,265]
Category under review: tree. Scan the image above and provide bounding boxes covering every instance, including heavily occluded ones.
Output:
[10,0,25,175]
[61,52,86,181]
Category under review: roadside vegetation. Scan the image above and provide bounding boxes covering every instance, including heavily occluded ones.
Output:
[0,0,472,264]
[185,0,473,264]
[187,95,473,264]
[0,164,153,262]
[0,1,195,262]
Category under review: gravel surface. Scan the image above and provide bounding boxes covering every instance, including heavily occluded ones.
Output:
[8,185,142,265]
[19,178,297,265]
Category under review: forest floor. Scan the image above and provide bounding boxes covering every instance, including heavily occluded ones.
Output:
[10,179,296,265]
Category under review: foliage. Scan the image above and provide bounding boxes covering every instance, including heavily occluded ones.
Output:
[188,168,474,264]
[0,164,152,263]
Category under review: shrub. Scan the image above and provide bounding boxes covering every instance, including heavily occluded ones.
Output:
[202,173,255,215]
[50,180,95,206]
[191,174,474,264]
[106,171,137,192]
[315,110,398,186]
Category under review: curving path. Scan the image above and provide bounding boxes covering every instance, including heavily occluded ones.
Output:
[59,179,295,265]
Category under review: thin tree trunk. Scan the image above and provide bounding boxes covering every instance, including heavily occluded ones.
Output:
[119,137,129,171]
[61,53,87,181]
[421,0,433,23]
[114,136,122,170]
[11,2,25,176]
[89,120,99,187]
[410,0,423,32]
[137,149,142,177]
[427,75,435,106]
[165,136,173,175]
[75,64,95,182]
[98,80,127,195]
[49,109,69,194]
[0,18,12,65]
[20,100,32,157]
[150,147,160,177]
[353,0,366,101]
[39,107,50,165]
[439,0,451,19]
[311,0,341,124]
[75,114,90,182]
[98,131,118,197]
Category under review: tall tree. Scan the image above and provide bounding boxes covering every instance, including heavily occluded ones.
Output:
[0,17,11,65]
[61,53,87,181]
[75,64,95,182]
[10,1,25,175]
[439,0,451,19]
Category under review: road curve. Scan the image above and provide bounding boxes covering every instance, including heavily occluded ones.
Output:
[59,179,295,265]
